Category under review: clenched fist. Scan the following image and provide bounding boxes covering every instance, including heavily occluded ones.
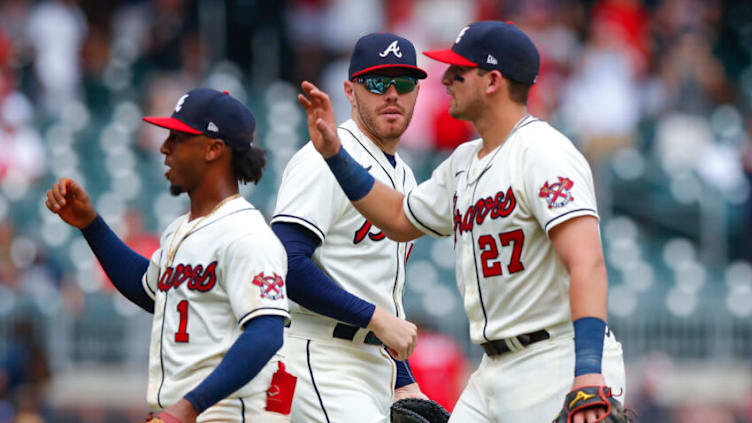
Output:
[45,178,97,229]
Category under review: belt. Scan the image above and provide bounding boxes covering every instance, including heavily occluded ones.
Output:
[481,329,550,357]
[333,323,383,346]
[285,318,383,346]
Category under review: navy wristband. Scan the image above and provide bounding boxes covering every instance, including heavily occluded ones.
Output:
[324,146,375,201]
[573,317,606,376]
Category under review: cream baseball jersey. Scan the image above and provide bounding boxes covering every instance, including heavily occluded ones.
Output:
[141,196,290,409]
[404,115,599,344]
[272,119,417,319]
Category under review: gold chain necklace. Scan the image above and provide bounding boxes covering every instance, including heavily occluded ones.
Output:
[165,193,241,266]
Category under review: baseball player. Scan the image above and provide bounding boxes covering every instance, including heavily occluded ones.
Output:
[270,33,429,422]
[45,89,295,423]
[297,21,626,423]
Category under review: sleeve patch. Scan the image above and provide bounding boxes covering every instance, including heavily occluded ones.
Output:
[252,272,286,300]
[539,177,575,209]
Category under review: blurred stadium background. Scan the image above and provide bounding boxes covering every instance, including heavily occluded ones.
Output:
[1,0,752,421]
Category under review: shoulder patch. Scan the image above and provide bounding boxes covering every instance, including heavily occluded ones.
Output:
[539,177,574,209]
[252,272,285,300]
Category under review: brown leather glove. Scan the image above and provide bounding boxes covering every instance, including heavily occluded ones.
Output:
[553,386,633,423]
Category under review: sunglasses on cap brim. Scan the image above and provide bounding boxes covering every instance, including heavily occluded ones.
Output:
[353,75,418,95]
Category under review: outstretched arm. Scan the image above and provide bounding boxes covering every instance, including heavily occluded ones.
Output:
[297,81,423,242]
[46,178,154,312]
[353,183,423,242]
[80,216,153,312]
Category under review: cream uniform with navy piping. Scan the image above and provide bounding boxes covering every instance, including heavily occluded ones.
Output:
[271,119,417,422]
[403,115,626,422]
[273,119,416,318]
[142,196,291,422]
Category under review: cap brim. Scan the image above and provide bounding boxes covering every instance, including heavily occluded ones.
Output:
[423,49,477,67]
[351,64,428,79]
[142,117,202,134]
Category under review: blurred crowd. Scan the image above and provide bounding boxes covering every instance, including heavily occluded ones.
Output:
[1,0,752,422]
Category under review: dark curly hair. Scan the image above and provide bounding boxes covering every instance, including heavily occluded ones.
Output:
[231,146,266,184]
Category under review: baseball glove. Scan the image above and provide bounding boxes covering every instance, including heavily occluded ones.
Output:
[553,386,633,423]
[391,398,450,423]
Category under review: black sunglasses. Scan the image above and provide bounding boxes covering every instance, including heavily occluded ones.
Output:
[354,75,418,94]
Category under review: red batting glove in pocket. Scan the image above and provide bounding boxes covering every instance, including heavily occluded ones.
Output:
[266,361,297,414]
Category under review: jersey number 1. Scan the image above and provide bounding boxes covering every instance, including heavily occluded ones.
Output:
[175,300,190,343]
[478,229,525,278]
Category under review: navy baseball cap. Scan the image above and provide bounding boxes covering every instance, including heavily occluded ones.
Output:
[348,33,428,80]
[143,88,256,151]
[423,21,540,85]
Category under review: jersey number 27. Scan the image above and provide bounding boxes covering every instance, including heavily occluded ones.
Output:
[478,229,525,278]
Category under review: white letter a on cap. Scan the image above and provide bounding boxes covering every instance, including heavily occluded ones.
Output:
[174,94,188,112]
[379,40,402,58]
[455,26,469,44]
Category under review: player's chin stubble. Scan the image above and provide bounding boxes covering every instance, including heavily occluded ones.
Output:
[358,106,408,141]
[169,185,184,196]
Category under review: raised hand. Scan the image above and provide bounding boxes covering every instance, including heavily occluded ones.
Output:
[368,306,418,361]
[45,178,97,229]
[297,81,341,158]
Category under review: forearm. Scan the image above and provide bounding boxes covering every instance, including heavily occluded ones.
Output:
[272,222,375,327]
[569,260,609,376]
[352,182,424,242]
[325,146,422,242]
[80,215,154,313]
[184,315,284,414]
[550,216,610,377]
[568,258,608,321]
[287,253,375,327]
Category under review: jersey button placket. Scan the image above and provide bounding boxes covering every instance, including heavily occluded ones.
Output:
[460,190,475,283]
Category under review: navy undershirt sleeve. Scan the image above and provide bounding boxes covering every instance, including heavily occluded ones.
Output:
[393,358,416,389]
[271,222,375,328]
[80,215,154,313]
[184,315,284,414]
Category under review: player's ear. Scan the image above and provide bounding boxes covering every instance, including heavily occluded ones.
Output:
[205,138,227,162]
[485,70,505,96]
[344,80,356,107]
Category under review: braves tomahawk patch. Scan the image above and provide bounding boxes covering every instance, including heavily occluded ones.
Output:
[539,177,574,209]
[252,272,285,300]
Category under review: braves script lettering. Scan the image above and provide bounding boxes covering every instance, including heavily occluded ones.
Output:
[158,261,218,292]
[454,187,517,238]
